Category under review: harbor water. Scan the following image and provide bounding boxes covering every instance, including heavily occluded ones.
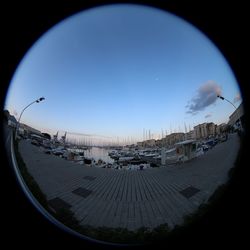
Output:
[84,147,114,164]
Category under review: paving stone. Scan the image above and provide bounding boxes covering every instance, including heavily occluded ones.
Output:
[83,176,96,181]
[72,187,92,198]
[48,197,71,211]
[179,186,200,199]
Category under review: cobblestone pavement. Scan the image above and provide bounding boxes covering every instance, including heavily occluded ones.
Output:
[18,133,240,230]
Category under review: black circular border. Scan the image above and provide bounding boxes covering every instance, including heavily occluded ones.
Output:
[0,1,248,249]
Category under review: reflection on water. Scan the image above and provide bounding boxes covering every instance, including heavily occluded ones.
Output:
[84,147,114,164]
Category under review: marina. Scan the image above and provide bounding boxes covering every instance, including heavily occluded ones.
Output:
[17,132,240,231]
[23,130,237,172]
[84,147,114,164]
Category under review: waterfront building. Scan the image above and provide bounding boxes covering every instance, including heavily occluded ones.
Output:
[185,130,195,140]
[207,122,216,137]
[155,139,163,147]
[143,139,156,147]
[194,122,216,139]
[19,123,43,137]
[175,139,197,162]
[228,102,244,130]
[216,123,227,135]
[8,114,17,128]
[139,132,185,148]
[162,132,185,147]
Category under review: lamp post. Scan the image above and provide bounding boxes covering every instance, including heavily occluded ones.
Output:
[217,95,241,131]
[217,95,237,109]
[15,97,45,139]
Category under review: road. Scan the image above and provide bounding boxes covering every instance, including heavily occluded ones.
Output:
[17,133,240,231]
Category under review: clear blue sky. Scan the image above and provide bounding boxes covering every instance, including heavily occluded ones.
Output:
[5,4,241,143]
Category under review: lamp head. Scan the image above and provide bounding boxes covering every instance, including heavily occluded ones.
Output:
[37,97,45,103]
[217,95,224,100]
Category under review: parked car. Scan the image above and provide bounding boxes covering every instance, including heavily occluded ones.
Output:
[52,147,66,156]
[202,144,209,152]
[31,139,40,146]
[43,147,52,154]
[220,135,228,142]
[214,138,219,145]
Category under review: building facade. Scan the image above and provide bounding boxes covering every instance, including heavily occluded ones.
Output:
[185,130,195,140]
[207,122,216,137]
[138,139,156,148]
[19,123,42,137]
[162,133,185,147]
[216,123,227,135]
[228,102,244,130]
[138,133,184,148]
[194,122,216,139]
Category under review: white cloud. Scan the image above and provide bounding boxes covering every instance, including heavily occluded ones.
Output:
[186,80,222,115]
[204,113,212,119]
[234,93,241,103]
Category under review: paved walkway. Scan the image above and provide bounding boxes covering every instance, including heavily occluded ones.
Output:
[18,134,240,230]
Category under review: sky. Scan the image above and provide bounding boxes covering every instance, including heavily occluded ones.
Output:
[4,4,242,144]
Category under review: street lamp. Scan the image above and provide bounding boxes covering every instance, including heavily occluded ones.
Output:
[217,95,237,109]
[15,97,45,139]
[217,95,241,131]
